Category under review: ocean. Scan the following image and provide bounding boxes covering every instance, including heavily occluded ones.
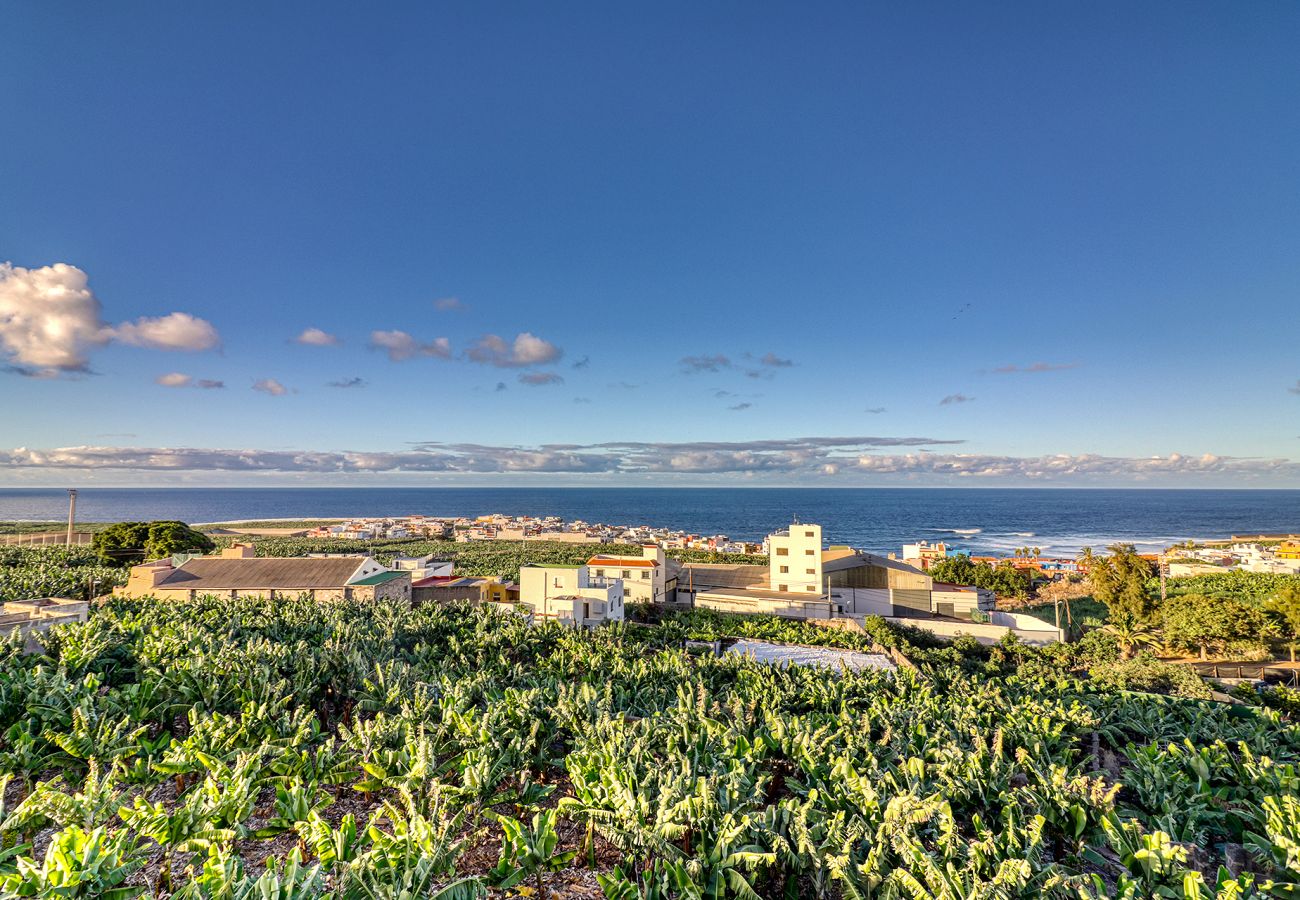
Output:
[1,487,1297,556]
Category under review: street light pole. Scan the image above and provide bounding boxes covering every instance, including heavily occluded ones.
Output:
[66,489,77,546]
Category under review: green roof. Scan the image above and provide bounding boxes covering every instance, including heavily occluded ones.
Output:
[350,570,409,586]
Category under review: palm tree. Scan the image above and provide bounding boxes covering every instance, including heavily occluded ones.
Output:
[1103,614,1159,660]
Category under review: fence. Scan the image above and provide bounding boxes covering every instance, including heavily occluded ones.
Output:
[0,532,96,546]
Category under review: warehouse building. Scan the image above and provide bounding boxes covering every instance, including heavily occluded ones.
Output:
[115,543,411,604]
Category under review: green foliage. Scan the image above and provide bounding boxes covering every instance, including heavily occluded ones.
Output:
[93,521,215,563]
[927,553,1033,599]
[214,535,763,583]
[1090,544,1157,621]
[1164,571,1300,606]
[0,594,1297,896]
[1087,652,1214,700]
[487,809,575,894]
[0,824,142,899]
[0,545,125,603]
[1162,593,1281,659]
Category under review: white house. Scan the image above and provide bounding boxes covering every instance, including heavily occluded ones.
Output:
[585,545,674,605]
[518,563,624,626]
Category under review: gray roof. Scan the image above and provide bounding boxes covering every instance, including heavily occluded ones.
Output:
[676,563,768,591]
[158,557,367,590]
[822,550,926,576]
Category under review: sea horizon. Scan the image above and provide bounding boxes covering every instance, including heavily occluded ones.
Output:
[3,486,1296,557]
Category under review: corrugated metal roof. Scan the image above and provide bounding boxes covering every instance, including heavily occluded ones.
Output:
[349,571,408,586]
[676,563,768,590]
[159,557,366,590]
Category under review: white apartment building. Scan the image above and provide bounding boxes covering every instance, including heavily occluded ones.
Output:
[768,523,824,594]
[519,563,624,626]
[586,545,673,604]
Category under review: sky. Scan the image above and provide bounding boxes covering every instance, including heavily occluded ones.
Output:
[2,1,1298,487]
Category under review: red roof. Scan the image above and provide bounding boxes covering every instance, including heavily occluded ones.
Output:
[587,557,658,567]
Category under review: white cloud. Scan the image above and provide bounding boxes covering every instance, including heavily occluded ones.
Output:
[0,263,220,376]
[2,440,1296,485]
[467,332,562,367]
[760,353,794,367]
[434,297,466,312]
[294,327,340,346]
[252,378,289,396]
[0,262,109,375]
[109,313,220,352]
[940,394,975,405]
[157,373,224,389]
[369,330,453,362]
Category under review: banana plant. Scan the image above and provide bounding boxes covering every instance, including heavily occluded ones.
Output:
[0,825,142,899]
[254,779,333,844]
[1,760,124,835]
[487,809,576,897]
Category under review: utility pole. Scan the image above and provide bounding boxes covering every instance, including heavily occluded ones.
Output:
[66,489,78,546]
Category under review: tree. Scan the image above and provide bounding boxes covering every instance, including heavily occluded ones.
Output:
[1161,593,1281,660]
[1089,544,1156,621]
[92,522,214,563]
[1265,586,1300,662]
[1102,612,1159,660]
[927,553,1032,600]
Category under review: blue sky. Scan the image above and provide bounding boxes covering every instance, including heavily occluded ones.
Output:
[2,1,1298,486]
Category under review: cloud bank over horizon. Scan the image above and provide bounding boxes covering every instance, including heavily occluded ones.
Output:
[2,438,1296,486]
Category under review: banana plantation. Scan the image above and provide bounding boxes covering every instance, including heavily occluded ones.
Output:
[1,596,1299,899]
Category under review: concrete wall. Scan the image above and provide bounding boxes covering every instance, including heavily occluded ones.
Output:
[831,587,893,617]
[695,591,835,620]
[932,587,996,615]
[884,614,1064,645]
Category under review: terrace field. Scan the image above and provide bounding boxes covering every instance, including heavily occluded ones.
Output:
[1,596,1299,898]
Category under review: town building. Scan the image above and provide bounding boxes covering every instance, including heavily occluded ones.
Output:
[901,540,948,569]
[585,545,677,605]
[930,582,996,617]
[412,573,519,605]
[518,563,624,626]
[676,522,944,620]
[114,543,412,604]
[1,597,89,652]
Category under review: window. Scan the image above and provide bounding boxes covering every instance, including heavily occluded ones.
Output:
[779,565,789,573]
[778,584,788,592]
[641,571,650,579]
[622,570,631,579]
[805,549,815,555]
[806,585,817,592]
[595,569,604,577]
[806,568,815,575]
[805,530,814,538]
[776,548,789,556]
